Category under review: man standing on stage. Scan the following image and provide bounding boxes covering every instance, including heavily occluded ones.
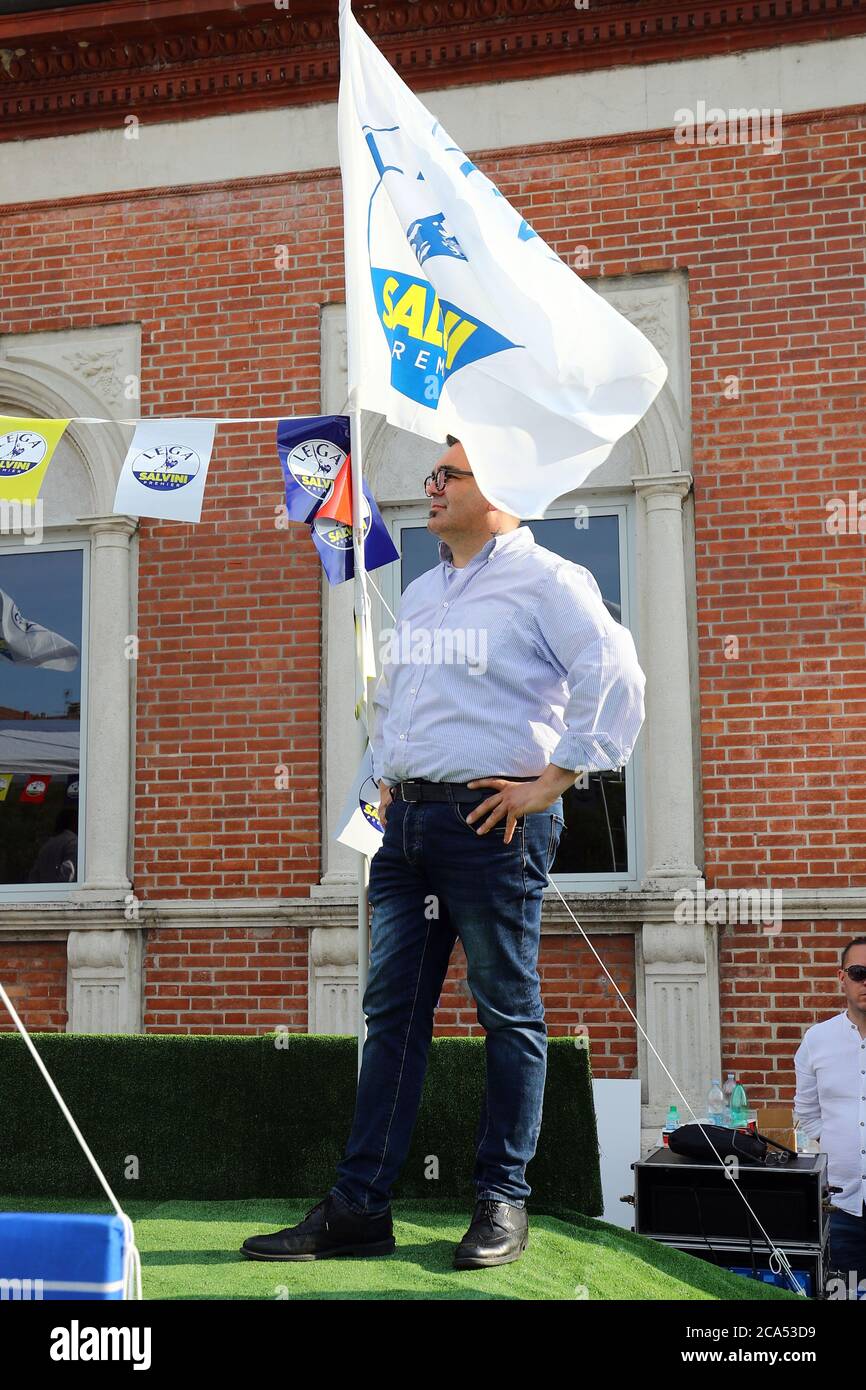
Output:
[242,436,646,1268]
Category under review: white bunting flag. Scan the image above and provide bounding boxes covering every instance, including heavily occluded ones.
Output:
[335,743,385,859]
[0,588,79,670]
[338,0,668,518]
[113,420,217,523]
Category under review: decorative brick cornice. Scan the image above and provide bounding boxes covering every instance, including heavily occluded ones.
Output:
[1,0,865,141]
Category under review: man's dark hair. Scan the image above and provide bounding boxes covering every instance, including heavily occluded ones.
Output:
[841,936,866,967]
[445,433,461,447]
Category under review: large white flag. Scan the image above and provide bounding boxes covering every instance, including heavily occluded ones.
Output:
[0,588,79,670]
[338,0,667,518]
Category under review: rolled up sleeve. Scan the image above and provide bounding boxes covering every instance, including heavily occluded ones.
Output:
[537,566,647,773]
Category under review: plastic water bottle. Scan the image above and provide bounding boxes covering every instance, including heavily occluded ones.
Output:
[662,1104,679,1146]
[722,1072,736,1125]
[708,1080,725,1124]
[730,1082,748,1126]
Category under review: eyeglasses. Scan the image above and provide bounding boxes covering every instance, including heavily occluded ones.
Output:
[423,466,473,496]
[843,964,866,983]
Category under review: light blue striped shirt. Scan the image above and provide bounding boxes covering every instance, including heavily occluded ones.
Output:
[370,524,646,786]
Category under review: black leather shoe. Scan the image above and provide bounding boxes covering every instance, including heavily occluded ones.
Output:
[240,1194,396,1261]
[453,1198,529,1268]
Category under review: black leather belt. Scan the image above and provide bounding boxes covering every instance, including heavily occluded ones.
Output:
[389,777,538,803]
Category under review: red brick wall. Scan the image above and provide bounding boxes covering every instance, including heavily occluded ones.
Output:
[434,930,638,1079]
[141,925,637,1076]
[1,108,863,1066]
[437,933,637,1074]
[143,926,309,1033]
[0,941,68,1031]
[719,921,860,1108]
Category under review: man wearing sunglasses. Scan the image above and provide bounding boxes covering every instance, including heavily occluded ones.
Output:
[794,936,866,1298]
[243,434,646,1268]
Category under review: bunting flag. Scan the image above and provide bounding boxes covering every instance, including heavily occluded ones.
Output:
[112,420,217,523]
[20,775,51,804]
[277,414,398,585]
[0,588,80,670]
[335,743,385,858]
[0,417,69,503]
[337,0,668,518]
[0,773,13,802]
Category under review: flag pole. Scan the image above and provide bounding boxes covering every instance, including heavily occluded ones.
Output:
[349,392,370,1078]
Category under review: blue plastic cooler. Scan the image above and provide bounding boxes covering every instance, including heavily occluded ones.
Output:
[0,1212,128,1300]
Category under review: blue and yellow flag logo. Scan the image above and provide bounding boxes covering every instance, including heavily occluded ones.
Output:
[0,417,69,502]
[370,268,515,407]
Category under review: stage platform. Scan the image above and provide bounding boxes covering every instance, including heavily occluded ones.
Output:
[0,1195,801,1301]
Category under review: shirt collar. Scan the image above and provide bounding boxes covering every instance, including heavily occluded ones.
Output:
[438,524,534,569]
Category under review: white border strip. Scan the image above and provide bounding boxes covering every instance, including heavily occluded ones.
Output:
[1,34,864,206]
[39,1278,125,1293]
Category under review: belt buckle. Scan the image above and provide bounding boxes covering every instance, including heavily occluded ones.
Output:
[400,780,422,803]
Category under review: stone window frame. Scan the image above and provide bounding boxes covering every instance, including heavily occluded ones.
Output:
[0,325,141,912]
[309,276,726,1130]
[0,534,91,903]
[313,272,703,904]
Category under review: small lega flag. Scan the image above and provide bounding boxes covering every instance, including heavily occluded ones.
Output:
[335,744,385,858]
[277,414,398,585]
[20,775,51,804]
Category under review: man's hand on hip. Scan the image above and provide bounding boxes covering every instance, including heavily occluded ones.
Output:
[466,764,577,844]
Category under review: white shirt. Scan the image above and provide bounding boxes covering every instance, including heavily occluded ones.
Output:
[793,1010,866,1217]
[369,524,646,784]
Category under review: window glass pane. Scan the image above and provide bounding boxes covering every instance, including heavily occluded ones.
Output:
[0,549,83,887]
[397,515,631,876]
[401,526,442,590]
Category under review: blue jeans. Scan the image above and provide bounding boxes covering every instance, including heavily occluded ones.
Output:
[330,789,565,1217]
[829,1204,866,1298]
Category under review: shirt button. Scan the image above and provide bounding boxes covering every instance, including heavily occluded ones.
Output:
[409,688,416,694]
[442,601,449,608]
[399,733,406,740]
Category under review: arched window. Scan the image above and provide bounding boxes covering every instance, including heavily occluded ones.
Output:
[0,326,143,1033]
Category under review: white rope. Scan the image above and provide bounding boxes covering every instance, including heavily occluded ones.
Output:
[0,412,323,426]
[543,872,807,1297]
[364,568,397,623]
[0,981,143,1300]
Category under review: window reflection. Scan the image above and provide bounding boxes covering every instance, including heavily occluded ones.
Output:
[397,516,631,876]
[0,549,83,887]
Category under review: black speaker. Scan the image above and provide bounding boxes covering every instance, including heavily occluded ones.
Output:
[633,1147,830,1247]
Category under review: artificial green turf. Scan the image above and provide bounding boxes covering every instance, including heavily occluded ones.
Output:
[0,1196,801,1301]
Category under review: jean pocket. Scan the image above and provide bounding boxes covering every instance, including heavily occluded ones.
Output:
[452,799,522,838]
[546,815,565,872]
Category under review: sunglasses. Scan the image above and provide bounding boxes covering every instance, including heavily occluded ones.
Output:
[843,965,866,983]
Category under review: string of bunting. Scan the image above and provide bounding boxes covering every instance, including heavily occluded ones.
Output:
[0,412,398,587]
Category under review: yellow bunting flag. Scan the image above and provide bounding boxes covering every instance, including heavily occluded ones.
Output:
[0,417,69,502]
[0,773,12,802]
